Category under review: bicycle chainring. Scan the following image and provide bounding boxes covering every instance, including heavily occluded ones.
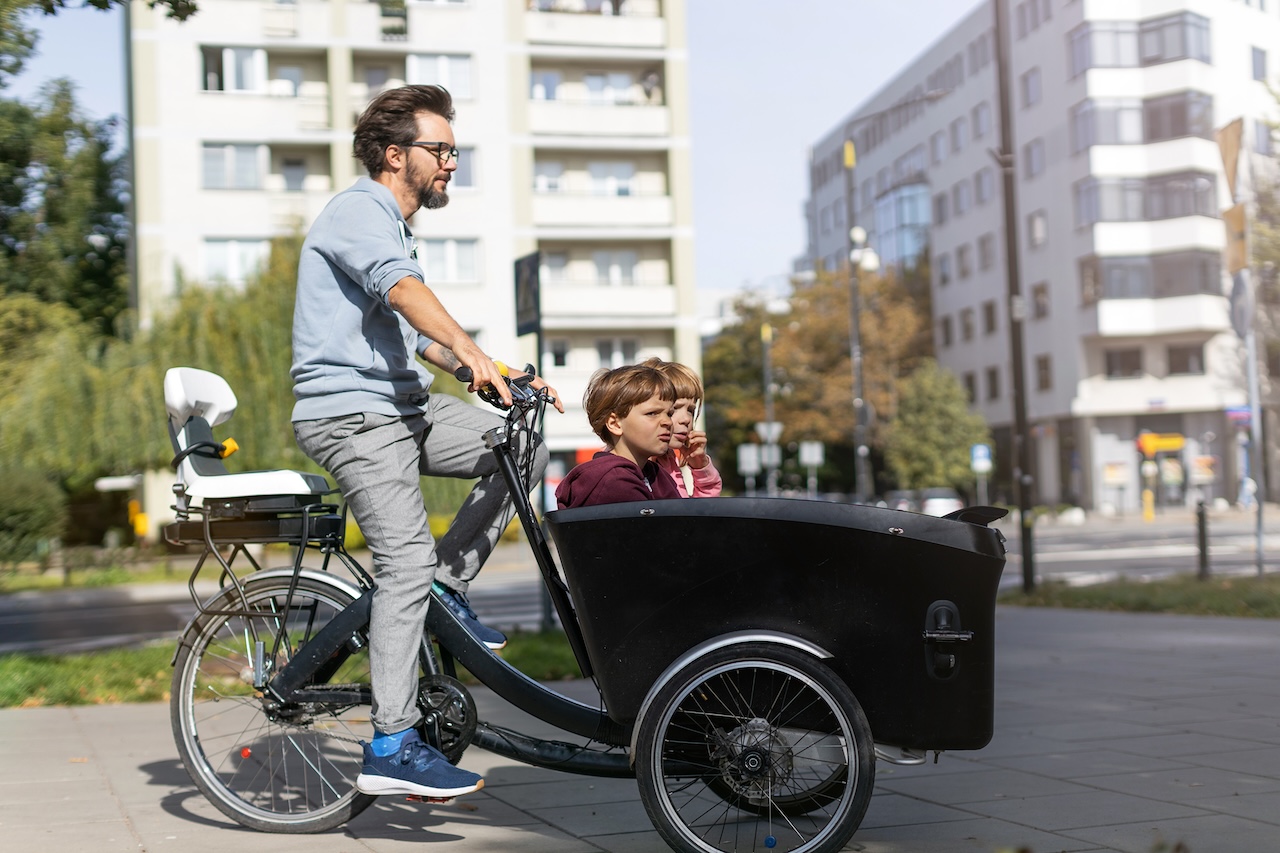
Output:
[417,674,478,764]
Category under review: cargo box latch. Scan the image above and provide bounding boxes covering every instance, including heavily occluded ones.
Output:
[923,600,972,680]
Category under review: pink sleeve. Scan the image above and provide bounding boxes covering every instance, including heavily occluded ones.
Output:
[690,460,722,497]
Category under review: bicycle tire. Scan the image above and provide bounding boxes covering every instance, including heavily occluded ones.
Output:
[171,574,377,833]
[635,643,875,853]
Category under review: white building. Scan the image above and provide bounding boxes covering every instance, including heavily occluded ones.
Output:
[805,0,1278,512]
[129,0,698,491]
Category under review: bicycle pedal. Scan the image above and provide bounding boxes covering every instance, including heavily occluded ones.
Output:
[404,795,455,804]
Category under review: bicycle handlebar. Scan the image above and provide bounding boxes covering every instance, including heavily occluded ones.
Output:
[454,364,550,411]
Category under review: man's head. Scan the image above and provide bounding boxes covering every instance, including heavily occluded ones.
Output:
[354,85,457,210]
[584,364,676,447]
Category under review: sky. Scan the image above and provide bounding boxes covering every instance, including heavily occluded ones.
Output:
[8,0,983,304]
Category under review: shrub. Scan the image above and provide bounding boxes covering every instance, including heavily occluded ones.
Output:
[0,469,68,567]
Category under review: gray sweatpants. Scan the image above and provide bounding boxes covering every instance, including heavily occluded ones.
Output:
[294,393,547,734]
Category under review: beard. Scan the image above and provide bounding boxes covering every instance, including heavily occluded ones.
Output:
[407,157,449,210]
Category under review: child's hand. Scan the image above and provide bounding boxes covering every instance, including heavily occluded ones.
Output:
[679,430,710,469]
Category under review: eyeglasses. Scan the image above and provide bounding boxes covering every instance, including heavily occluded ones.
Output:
[403,141,459,165]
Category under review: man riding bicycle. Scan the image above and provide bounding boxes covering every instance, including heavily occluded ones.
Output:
[290,84,561,800]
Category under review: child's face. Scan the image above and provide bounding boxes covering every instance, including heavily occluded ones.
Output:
[669,397,698,450]
[610,394,674,460]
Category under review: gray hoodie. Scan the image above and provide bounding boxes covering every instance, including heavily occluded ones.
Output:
[291,178,435,421]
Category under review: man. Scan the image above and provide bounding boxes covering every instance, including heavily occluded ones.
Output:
[291,85,560,799]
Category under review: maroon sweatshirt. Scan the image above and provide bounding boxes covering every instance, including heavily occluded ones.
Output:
[555,452,682,509]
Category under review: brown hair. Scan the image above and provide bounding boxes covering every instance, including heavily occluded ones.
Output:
[354,85,456,177]
[641,358,704,409]
[583,365,676,445]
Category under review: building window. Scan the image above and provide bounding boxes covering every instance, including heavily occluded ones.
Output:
[963,372,977,403]
[933,192,949,225]
[1254,47,1268,82]
[1027,210,1047,248]
[949,117,967,154]
[1068,21,1139,77]
[1138,12,1211,67]
[450,146,475,187]
[982,299,997,335]
[1032,281,1049,319]
[1105,348,1143,378]
[1143,91,1214,142]
[952,180,972,216]
[985,366,1000,400]
[1080,257,1101,305]
[938,253,952,286]
[978,233,996,270]
[549,338,569,367]
[975,167,995,204]
[281,157,306,192]
[1079,251,1222,300]
[1022,138,1045,178]
[940,315,953,347]
[593,249,638,285]
[1070,98,1143,152]
[1035,354,1052,391]
[1256,120,1274,156]
[971,102,992,139]
[533,160,563,192]
[407,53,472,98]
[961,308,975,341]
[201,46,265,92]
[596,337,639,369]
[1019,67,1041,108]
[584,71,634,105]
[1144,172,1217,219]
[204,238,270,285]
[930,130,947,164]
[530,69,561,100]
[588,161,636,196]
[1167,344,1204,375]
[202,143,263,190]
[1074,177,1144,227]
[957,244,973,279]
[540,251,567,283]
[419,238,478,282]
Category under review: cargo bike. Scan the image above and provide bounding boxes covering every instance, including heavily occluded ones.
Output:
[163,365,1007,853]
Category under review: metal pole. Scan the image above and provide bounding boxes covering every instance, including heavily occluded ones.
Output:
[849,261,871,500]
[762,322,778,496]
[1196,500,1209,580]
[1243,276,1265,575]
[993,0,1036,592]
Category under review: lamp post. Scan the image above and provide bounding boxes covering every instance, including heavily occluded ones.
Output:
[848,227,880,500]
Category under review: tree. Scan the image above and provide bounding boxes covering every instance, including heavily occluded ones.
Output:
[31,0,196,21]
[0,81,129,336]
[882,359,991,493]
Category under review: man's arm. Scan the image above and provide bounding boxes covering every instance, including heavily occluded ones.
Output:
[388,276,512,406]
[421,338,566,414]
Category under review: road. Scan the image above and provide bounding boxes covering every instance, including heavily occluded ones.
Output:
[4,508,1277,654]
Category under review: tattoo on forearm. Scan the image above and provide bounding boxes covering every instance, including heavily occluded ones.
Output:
[439,348,460,371]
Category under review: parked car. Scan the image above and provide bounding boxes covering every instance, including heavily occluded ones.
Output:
[920,487,965,517]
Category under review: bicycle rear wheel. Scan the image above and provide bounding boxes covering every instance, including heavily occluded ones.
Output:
[171,574,376,833]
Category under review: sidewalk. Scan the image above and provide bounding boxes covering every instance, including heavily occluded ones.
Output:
[2,606,1278,852]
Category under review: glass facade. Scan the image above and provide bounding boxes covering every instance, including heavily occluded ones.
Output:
[874,182,931,270]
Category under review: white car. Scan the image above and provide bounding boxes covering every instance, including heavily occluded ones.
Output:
[920,487,964,517]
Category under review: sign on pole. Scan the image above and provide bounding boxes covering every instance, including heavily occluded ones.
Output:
[970,444,992,474]
[514,251,541,337]
[737,444,762,476]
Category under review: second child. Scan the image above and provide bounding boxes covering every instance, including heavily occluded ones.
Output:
[642,358,722,498]
[555,364,682,509]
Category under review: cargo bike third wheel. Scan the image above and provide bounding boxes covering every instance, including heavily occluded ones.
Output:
[635,643,875,853]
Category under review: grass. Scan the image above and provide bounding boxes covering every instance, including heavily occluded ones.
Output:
[0,562,182,595]
[0,629,579,709]
[1000,572,1280,618]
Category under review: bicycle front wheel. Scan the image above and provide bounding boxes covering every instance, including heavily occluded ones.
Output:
[171,574,376,833]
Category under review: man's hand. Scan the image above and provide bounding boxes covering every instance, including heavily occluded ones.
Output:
[424,340,513,407]
[510,370,565,414]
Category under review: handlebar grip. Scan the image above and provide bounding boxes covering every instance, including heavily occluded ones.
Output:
[454,366,473,384]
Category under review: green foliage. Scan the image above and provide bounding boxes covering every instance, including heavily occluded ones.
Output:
[1002,573,1280,619]
[31,0,197,22]
[0,0,37,87]
[0,81,129,337]
[0,642,173,707]
[883,359,990,492]
[0,467,66,566]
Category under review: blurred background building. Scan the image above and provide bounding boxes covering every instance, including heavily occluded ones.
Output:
[128,0,698,490]
[805,0,1278,513]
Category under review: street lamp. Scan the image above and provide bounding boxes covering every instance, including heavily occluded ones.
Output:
[848,226,879,500]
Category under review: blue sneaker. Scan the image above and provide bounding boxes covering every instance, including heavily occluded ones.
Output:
[434,583,507,650]
[355,728,484,798]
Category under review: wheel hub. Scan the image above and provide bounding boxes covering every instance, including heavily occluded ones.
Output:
[714,718,793,799]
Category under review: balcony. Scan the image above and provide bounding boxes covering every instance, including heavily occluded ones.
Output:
[532,192,673,228]
[1094,293,1229,337]
[525,2,666,49]
[1073,373,1236,418]
[1091,217,1222,256]
[196,87,330,133]
[529,99,669,137]
[541,281,676,325]
[196,188,334,233]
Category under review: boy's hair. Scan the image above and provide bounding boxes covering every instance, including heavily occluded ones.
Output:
[641,357,704,407]
[354,85,456,178]
[584,364,676,445]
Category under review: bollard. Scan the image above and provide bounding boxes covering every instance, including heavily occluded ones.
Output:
[1196,500,1209,580]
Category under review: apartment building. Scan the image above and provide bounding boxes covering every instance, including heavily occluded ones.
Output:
[805,0,1279,512]
[129,0,697,502]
